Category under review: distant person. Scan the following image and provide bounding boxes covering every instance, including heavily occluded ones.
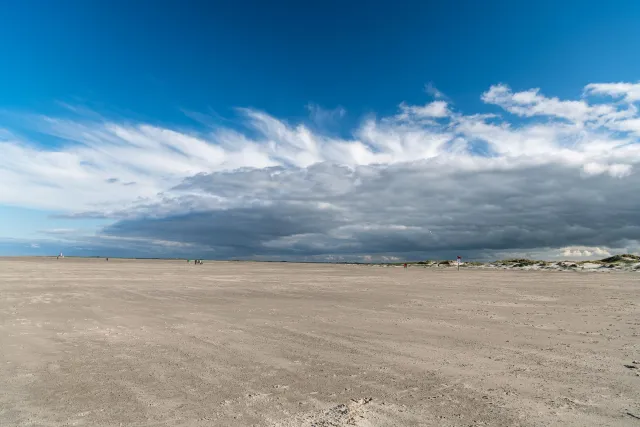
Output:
[404,263,407,269]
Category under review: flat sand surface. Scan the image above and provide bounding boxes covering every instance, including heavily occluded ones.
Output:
[1,258,639,426]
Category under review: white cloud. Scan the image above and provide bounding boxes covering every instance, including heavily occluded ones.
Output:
[481,84,610,123]
[584,82,640,102]
[397,100,450,119]
[562,246,611,258]
[0,86,638,215]
[582,162,632,178]
[2,82,640,258]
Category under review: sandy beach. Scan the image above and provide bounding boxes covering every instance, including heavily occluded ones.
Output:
[1,258,639,426]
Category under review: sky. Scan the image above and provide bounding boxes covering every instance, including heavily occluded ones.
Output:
[2,0,640,261]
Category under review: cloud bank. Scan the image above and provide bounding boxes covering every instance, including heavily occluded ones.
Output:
[2,82,640,259]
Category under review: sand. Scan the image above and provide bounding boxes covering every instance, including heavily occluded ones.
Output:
[1,258,638,426]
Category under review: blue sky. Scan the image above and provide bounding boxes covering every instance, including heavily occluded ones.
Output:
[4,0,640,121]
[2,0,640,260]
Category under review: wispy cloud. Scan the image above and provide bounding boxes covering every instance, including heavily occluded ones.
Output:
[425,82,446,99]
[306,104,346,128]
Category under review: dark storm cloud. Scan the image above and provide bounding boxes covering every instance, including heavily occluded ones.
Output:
[99,160,640,259]
[106,202,347,256]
